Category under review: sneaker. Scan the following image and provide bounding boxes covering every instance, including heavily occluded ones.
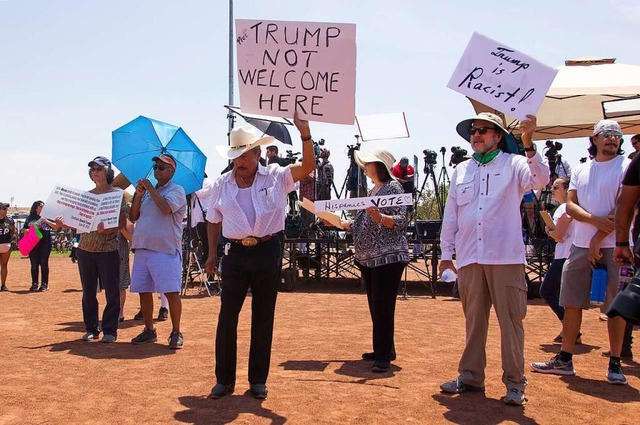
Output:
[503,388,526,406]
[1,285,8,292]
[133,309,144,320]
[168,331,183,349]
[599,313,609,321]
[131,328,157,345]
[101,334,117,343]
[440,378,484,394]
[29,283,39,292]
[531,354,576,376]
[607,364,628,385]
[157,307,169,321]
[38,283,48,292]
[82,331,100,341]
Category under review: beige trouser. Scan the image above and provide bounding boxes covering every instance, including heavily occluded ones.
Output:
[457,263,528,391]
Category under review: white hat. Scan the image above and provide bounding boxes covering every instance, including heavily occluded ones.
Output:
[354,148,397,180]
[216,126,274,160]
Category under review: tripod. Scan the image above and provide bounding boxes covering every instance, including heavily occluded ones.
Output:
[181,196,219,297]
[415,160,447,219]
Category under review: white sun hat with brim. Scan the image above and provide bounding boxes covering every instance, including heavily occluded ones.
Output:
[215,126,275,160]
[354,147,398,180]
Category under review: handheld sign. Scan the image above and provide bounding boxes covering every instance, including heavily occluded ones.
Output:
[297,198,344,229]
[314,193,413,212]
[41,184,123,233]
[447,32,557,121]
[236,19,357,125]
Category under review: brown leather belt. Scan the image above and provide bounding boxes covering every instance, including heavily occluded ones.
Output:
[227,234,275,247]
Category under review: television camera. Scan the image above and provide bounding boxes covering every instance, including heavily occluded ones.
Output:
[450,146,469,167]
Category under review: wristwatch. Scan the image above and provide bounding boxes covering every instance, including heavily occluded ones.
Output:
[524,144,537,152]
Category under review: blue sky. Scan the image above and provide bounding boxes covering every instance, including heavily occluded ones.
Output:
[1,0,639,207]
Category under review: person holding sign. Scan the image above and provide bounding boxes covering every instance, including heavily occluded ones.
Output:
[25,200,60,292]
[439,112,549,406]
[205,112,315,400]
[56,156,126,343]
[323,147,409,373]
[129,154,187,350]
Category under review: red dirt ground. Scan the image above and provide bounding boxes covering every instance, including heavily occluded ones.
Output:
[1,254,638,424]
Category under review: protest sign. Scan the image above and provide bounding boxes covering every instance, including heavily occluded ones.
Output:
[235,19,356,125]
[314,193,413,212]
[447,32,557,121]
[355,112,410,141]
[297,198,344,229]
[40,184,123,233]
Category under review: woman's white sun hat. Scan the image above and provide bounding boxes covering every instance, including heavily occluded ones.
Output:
[354,147,397,180]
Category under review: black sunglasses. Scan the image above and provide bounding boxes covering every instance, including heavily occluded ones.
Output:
[469,126,497,136]
[153,164,173,171]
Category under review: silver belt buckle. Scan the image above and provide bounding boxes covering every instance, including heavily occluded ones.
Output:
[241,237,258,247]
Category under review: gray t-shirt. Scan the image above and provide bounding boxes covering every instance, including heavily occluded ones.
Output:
[131,180,186,255]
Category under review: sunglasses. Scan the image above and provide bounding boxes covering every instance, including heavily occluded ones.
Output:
[469,126,497,136]
[599,130,623,140]
[153,164,173,171]
[89,167,105,172]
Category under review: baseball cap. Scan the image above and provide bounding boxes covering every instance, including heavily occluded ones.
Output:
[88,156,112,168]
[152,154,177,169]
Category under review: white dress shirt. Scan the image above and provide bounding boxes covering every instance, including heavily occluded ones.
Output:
[206,163,295,239]
[440,151,549,268]
[190,177,213,227]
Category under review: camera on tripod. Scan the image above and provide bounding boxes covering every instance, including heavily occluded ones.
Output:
[347,141,361,159]
[450,146,469,167]
[283,150,301,165]
[313,138,325,158]
[544,140,562,161]
[423,149,438,165]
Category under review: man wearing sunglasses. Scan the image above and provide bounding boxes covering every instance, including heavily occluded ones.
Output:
[532,120,631,385]
[129,154,187,349]
[439,112,549,405]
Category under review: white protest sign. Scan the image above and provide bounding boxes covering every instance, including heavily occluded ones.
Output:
[356,112,410,142]
[447,32,557,121]
[41,184,123,233]
[297,198,344,229]
[236,19,357,125]
[314,193,413,212]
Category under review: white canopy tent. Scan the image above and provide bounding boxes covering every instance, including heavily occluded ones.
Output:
[470,57,640,140]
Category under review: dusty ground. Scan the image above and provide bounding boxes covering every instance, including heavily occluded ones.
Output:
[0,254,638,424]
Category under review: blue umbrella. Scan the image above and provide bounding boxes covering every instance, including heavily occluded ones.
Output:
[112,116,206,195]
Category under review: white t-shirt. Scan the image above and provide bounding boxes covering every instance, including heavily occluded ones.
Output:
[552,203,574,259]
[569,155,630,249]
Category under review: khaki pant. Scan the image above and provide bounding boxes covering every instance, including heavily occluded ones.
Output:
[457,263,528,391]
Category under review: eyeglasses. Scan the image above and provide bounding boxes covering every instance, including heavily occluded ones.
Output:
[599,130,623,140]
[469,126,496,136]
[89,167,105,172]
[153,164,173,171]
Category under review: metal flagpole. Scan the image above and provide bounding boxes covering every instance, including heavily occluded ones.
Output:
[228,0,235,135]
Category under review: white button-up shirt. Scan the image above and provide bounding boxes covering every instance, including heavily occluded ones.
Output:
[440,151,549,268]
[190,177,213,227]
[205,164,295,239]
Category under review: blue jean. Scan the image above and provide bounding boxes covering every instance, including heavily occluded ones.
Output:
[540,258,565,321]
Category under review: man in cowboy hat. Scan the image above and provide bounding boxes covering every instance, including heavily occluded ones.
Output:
[205,112,316,400]
[129,153,187,349]
[439,112,549,405]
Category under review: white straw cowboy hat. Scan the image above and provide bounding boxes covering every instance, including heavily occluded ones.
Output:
[216,126,275,160]
[354,147,398,180]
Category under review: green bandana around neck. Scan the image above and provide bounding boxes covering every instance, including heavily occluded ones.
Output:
[472,149,500,164]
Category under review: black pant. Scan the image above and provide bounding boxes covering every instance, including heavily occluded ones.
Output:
[216,237,282,385]
[358,261,406,362]
[76,249,120,337]
[29,242,51,284]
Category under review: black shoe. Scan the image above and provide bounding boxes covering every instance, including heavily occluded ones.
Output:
[0,285,7,292]
[29,283,39,292]
[131,328,158,345]
[157,307,169,321]
[133,309,144,320]
[250,383,268,399]
[372,361,390,373]
[38,283,48,292]
[119,315,125,323]
[362,352,396,361]
[210,383,235,399]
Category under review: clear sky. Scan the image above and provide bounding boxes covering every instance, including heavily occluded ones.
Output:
[1,0,639,207]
